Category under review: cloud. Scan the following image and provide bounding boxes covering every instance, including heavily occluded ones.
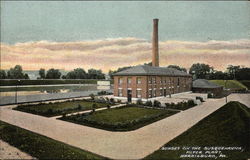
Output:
[1,38,250,72]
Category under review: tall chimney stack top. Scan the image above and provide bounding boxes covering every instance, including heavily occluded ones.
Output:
[152,18,159,67]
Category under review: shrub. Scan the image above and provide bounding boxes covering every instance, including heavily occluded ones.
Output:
[145,101,153,107]
[89,94,95,100]
[208,93,213,98]
[62,113,67,118]
[196,96,204,102]
[110,98,115,104]
[107,105,111,109]
[165,103,170,108]
[105,97,110,103]
[78,104,82,110]
[47,109,53,115]
[97,91,107,95]
[136,99,143,105]
[92,103,97,112]
[187,100,195,107]
[117,99,122,103]
[153,100,161,108]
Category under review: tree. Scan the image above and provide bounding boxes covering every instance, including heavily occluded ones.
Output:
[167,65,187,72]
[45,68,61,79]
[236,68,250,80]
[87,69,105,79]
[209,71,225,80]
[66,68,87,79]
[0,70,6,79]
[7,65,29,79]
[227,65,241,79]
[189,63,213,79]
[39,68,46,79]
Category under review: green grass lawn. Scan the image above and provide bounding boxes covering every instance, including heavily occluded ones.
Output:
[145,101,250,160]
[240,80,250,90]
[60,105,179,131]
[0,121,105,159]
[13,100,111,117]
[210,80,247,90]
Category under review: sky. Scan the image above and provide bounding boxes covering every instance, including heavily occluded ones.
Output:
[1,1,250,72]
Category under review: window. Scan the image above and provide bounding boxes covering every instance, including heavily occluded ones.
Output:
[160,77,163,84]
[148,77,152,84]
[118,88,123,97]
[153,88,156,97]
[148,89,152,98]
[137,77,142,84]
[177,78,180,86]
[152,77,156,84]
[160,88,163,96]
[136,89,142,98]
[127,77,132,84]
[118,78,123,85]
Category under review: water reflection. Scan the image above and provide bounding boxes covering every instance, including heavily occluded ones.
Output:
[0,85,113,97]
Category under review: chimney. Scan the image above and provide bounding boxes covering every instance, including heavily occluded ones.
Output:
[152,18,159,67]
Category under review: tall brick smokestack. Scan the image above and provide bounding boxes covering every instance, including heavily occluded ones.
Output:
[152,18,159,67]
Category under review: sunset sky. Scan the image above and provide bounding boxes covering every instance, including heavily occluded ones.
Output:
[1,1,250,72]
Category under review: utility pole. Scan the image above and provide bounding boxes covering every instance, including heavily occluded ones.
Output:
[15,80,20,104]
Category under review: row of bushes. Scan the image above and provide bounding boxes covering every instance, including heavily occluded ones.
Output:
[0,79,98,86]
[60,105,178,131]
[97,90,113,96]
[89,94,121,104]
[135,99,197,110]
[165,100,196,110]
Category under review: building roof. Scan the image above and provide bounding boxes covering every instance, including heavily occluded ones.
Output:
[113,65,191,77]
[192,79,222,89]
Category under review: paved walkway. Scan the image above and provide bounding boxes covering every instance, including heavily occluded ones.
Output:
[0,140,35,159]
[0,94,249,159]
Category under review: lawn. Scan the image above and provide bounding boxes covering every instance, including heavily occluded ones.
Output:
[240,80,250,90]
[210,80,247,90]
[60,105,179,131]
[145,101,250,160]
[0,121,105,159]
[13,100,112,117]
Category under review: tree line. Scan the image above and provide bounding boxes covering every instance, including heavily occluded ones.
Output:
[1,64,250,80]
[39,68,105,79]
[109,63,250,80]
[0,65,29,79]
[0,65,105,80]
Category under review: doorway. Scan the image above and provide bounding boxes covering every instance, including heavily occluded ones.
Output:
[164,89,167,97]
[127,89,132,103]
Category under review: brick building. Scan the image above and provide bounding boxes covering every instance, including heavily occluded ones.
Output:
[113,19,192,102]
[113,65,192,101]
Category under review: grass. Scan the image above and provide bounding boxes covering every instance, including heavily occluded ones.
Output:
[240,80,250,90]
[0,121,106,159]
[13,100,111,117]
[60,105,179,131]
[145,101,250,160]
[0,79,98,86]
[210,80,247,90]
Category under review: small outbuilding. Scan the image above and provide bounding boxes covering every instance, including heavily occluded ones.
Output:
[192,79,223,97]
